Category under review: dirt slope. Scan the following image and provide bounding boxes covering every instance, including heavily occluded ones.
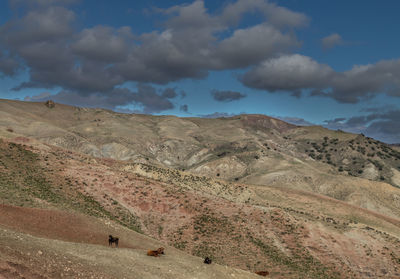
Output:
[1,100,400,278]
[1,137,399,278]
[0,205,259,279]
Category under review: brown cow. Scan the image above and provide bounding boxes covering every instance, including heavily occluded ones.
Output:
[255,271,269,276]
[147,247,165,257]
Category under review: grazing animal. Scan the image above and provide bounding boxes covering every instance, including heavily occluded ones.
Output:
[147,247,165,257]
[255,271,269,276]
[108,235,119,247]
[204,257,212,264]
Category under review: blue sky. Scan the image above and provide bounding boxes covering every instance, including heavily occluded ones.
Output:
[0,0,399,143]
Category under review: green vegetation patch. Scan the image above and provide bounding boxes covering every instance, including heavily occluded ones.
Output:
[249,236,339,279]
[193,214,234,235]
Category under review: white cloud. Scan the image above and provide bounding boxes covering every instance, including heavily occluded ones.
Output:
[242,54,400,103]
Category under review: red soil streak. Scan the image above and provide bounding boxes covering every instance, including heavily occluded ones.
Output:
[0,204,134,249]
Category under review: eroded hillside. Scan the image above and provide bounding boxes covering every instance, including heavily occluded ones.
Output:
[1,99,400,192]
[1,137,400,278]
[1,100,400,278]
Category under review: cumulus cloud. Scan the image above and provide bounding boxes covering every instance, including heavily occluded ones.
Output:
[242,54,400,103]
[327,60,400,103]
[71,26,133,63]
[114,1,303,84]
[211,90,246,102]
[2,6,76,44]
[241,54,333,95]
[0,0,303,94]
[213,24,299,69]
[0,52,20,76]
[3,0,400,113]
[321,33,343,49]
[0,6,124,93]
[0,0,307,114]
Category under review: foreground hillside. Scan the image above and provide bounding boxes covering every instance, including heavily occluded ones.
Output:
[1,136,399,278]
[0,206,258,279]
[0,205,259,279]
[0,139,262,278]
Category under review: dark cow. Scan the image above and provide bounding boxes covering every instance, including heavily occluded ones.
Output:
[204,257,212,264]
[255,271,269,276]
[109,235,119,247]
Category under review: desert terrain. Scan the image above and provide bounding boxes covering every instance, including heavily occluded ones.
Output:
[1,99,400,278]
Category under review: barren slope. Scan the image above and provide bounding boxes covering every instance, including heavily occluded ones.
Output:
[1,137,399,278]
[0,205,259,279]
[1,99,400,214]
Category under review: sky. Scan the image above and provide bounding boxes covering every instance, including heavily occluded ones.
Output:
[0,0,399,143]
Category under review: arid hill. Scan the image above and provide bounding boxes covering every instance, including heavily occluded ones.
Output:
[1,99,400,215]
[1,99,400,278]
